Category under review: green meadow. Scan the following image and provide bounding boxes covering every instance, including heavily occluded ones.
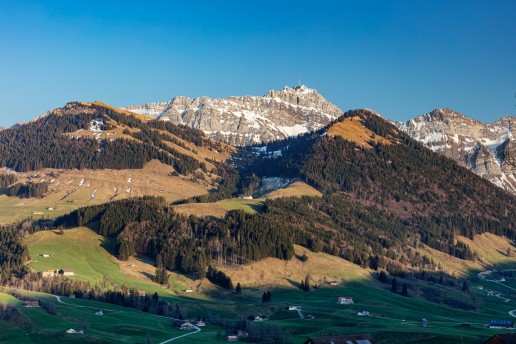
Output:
[18,227,516,343]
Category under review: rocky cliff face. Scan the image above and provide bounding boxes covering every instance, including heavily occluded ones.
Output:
[397,108,516,194]
[122,85,342,146]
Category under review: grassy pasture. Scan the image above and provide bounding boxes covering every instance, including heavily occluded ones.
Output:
[0,289,227,344]
[22,225,516,343]
[27,228,185,297]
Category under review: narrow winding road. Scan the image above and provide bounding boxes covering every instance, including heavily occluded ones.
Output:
[52,295,201,343]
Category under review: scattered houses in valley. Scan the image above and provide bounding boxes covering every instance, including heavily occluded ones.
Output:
[23,301,40,308]
[304,334,377,344]
[337,297,354,304]
[488,320,513,329]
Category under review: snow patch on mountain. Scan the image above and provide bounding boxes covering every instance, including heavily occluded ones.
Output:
[397,108,516,194]
[122,85,342,146]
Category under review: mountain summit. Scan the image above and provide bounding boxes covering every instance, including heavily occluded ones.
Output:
[122,85,342,146]
[396,108,516,194]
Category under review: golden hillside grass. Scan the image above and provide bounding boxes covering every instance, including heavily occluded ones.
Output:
[265,181,322,199]
[174,203,229,218]
[89,101,153,122]
[0,160,210,224]
[174,198,264,219]
[221,244,369,290]
[327,116,391,148]
[415,232,514,277]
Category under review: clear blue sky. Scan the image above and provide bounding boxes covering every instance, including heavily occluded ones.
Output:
[0,0,515,126]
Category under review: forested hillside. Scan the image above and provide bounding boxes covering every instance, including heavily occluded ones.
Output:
[3,107,515,284]
[54,197,293,277]
[234,109,516,270]
[0,101,230,174]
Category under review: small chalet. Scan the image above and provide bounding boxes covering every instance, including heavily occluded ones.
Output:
[338,297,354,304]
[196,320,205,327]
[66,328,84,334]
[174,321,195,330]
[483,333,516,344]
[478,285,484,290]
[357,310,370,316]
[180,322,195,330]
[489,320,513,329]
[226,335,238,342]
[58,269,74,276]
[137,290,146,297]
[24,301,40,308]
[42,270,56,277]
[95,310,103,316]
[304,334,377,344]
[42,254,50,258]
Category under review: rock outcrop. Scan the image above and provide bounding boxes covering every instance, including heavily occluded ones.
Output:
[122,85,342,146]
[397,108,516,194]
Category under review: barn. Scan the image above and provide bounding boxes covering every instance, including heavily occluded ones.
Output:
[488,320,513,329]
[304,334,377,344]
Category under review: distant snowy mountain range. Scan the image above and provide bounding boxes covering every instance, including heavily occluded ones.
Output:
[122,85,342,146]
[123,87,516,195]
[396,108,516,195]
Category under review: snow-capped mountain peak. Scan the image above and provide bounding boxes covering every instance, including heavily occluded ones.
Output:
[397,109,516,194]
[122,85,343,146]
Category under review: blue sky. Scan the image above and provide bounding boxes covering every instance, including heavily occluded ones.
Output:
[0,0,515,126]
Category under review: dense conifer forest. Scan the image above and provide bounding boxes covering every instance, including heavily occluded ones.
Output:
[54,197,294,276]
[0,102,224,175]
[1,106,515,284]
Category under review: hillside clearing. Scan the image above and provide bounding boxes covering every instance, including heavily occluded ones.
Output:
[327,116,392,148]
[0,160,210,224]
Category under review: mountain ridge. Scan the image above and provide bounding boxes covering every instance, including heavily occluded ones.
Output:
[122,85,343,146]
[396,108,516,194]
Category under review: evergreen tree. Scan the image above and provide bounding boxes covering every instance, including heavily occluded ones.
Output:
[262,292,267,303]
[266,291,271,302]
[462,280,469,292]
[391,278,398,293]
[378,270,388,284]
[401,283,408,296]
[235,282,241,294]
[304,275,310,291]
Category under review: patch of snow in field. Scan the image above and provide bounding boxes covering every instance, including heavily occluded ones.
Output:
[90,120,103,132]
[127,178,132,183]
[79,179,85,187]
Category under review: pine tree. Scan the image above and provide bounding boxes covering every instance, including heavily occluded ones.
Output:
[378,270,388,283]
[236,282,241,294]
[391,278,398,293]
[462,280,469,292]
[401,283,408,296]
[262,292,267,303]
[304,274,310,291]
[266,291,271,302]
